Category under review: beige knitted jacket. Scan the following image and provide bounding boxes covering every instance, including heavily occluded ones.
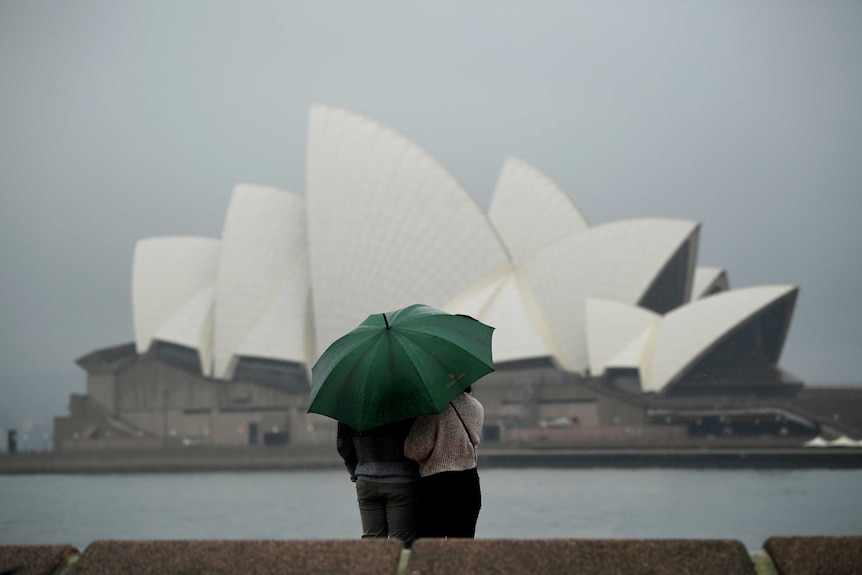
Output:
[404,392,484,477]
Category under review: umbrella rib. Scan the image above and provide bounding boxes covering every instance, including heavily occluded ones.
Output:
[390,335,439,411]
[311,332,383,430]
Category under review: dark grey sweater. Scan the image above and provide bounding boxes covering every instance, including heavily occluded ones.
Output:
[337,420,420,484]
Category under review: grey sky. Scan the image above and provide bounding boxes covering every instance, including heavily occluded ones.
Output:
[1,1,861,428]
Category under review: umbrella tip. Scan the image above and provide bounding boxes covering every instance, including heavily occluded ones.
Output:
[383,313,391,329]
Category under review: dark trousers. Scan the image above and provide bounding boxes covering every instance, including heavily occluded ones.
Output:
[417,467,481,539]
[355,480,419,546]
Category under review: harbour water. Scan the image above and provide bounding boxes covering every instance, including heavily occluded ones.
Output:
[1,468,860,551]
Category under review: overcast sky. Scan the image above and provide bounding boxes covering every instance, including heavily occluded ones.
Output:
[1,1,861,427]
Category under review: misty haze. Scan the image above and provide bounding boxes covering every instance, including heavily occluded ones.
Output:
[1,1,861,566]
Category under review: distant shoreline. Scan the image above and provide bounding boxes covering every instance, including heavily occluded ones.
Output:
[2,444,862,474]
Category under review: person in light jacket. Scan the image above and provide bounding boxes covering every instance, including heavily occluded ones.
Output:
[404,386,484,538]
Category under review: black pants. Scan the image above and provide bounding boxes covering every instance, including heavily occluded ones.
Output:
[417,467,481,539]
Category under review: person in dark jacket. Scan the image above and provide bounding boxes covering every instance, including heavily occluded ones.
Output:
[336,418,420,546]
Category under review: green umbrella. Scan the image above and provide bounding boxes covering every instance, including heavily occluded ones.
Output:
[307,304,495,431]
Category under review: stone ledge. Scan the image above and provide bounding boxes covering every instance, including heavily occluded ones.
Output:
[3,537,861,575]
[406,539,755,575]
[0,544,79,575]
[764,536,862,575]
[66,539,403,575]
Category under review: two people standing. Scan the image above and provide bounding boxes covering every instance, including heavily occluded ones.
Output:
[336,388,484,545]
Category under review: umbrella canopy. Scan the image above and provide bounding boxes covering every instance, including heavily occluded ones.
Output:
[308,304,495,431]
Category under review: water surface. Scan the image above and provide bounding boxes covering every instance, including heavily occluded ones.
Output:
[1,468,860,550]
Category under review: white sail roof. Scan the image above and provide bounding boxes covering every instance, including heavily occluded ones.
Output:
[605,328,655,376]
[524,218,699,373]
[586,298,660,376]
[488,156,589,264]
[447,268,556,363]
[152,285,216,376]
[691,266,730,300]
[132,236,221,366]
[213,184,309,378]
[124,104,801,394]
[306,104,511,356]
[642,285,798,392]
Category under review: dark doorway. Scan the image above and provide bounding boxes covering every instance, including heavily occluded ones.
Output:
[248,422,259,446]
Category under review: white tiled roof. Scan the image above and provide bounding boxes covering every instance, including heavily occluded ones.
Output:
[642,285,799,392]
[488,156,589,264]
[129,105,799,394]
[305,104,510,355]
[212,184,308,378]
[524,218,699,372]
[132,236,220,373]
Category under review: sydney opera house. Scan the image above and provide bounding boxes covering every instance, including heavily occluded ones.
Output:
[54,105,862,451]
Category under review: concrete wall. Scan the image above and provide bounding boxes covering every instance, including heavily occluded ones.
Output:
[58,437,164,451]
[536,399,600,426]
[115,359,219,413]
[477,367,646,434]
[505,424,689,447]
[112,359,320,446]
[58,357,686,452]
[53,395,124,451]
[86,373,116,413]
[595,391,646,427]
[58,357,330,449]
